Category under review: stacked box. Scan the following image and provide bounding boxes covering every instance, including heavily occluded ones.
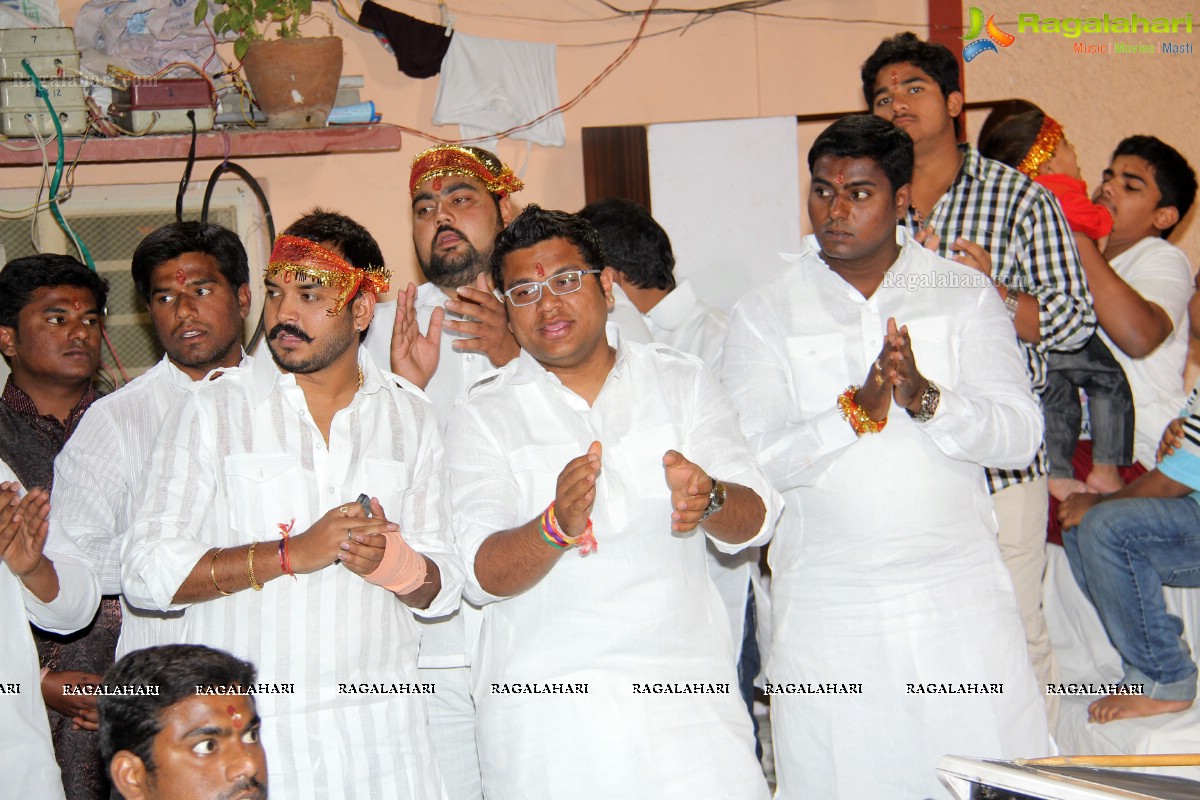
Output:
[0,27,86,137]
[110,77,216,134]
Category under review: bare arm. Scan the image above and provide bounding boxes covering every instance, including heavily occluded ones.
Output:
[1076,233,1172,358]
[662,450,765,545]
[473,443,601,597]
[171,505,399,604]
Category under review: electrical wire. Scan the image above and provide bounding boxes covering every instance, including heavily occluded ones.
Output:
[21,59,129,385]
[176,110,198,223]
[28,123,48,249]
[201,161,274,352]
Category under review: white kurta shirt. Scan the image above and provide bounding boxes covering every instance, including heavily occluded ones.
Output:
[366,281,653,668]
[642,279,759,658]
[52,354,250,658]
[1096,237,1194,467]
[122,349,464,800]
[446,334,781,800]
[722,230,1051,800]
[1,457,100,800]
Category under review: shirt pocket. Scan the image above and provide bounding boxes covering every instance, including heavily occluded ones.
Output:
[223,453,303,541]
[360,456,414,522]
[509,442,579,523]
[906,317,960,389]
[784,333,849,416]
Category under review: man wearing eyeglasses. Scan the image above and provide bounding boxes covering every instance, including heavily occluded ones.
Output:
[444,205,781,800]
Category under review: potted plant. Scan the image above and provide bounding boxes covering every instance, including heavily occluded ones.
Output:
[194,0,342,129]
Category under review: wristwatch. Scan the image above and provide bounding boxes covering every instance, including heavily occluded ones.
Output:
[699,479,727,522]
[1003,284,1020,320]
[906,381,941,423]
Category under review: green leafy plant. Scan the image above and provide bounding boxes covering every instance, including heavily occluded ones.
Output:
[194,0,314,60]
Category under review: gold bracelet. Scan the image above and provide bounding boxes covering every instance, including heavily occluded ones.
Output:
[837,386,887,436]
[210,548,233,596]
[247,542,263,591]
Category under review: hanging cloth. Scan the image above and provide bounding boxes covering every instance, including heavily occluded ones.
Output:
[433,32,565,147]
[358,1,451,79]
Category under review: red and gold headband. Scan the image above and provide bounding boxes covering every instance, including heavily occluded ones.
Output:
[409,145,524,197]
[1017,116,1065,179]
[265,235,391,316]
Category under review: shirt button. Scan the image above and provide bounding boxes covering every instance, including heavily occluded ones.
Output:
[328,487,335,494]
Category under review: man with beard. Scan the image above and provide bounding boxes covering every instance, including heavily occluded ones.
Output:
[53,222,252,662]
[99,644,268,800]
[122,210,465,799]
[362,146,519,800]
[367,145,652,798]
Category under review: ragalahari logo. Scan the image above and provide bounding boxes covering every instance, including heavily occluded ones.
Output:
[962,7,1016,61]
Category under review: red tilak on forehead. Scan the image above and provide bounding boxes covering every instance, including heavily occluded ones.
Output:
[72,300,81,310]
[890,70,899,87]
[432,177,443,191]
[534,262,545,278]
[227,704,244,728]
[175,269,187,285]
[834,172,845,185]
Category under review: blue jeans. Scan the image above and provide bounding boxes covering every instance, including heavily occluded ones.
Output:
[1063,497,1200,701]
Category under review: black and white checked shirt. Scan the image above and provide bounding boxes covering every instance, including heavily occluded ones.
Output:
[905,145,1096,492]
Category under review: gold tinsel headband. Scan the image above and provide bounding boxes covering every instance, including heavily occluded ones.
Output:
[1017,116,1064,179]
[409,145,524,197]
[265,235,391,316]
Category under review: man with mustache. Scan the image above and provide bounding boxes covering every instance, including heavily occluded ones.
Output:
[122,210,465,799]
[0,253,115,800]
[99,644,268,800]
[723,114,1049,799]
[447,204,780,799]
[366,145,651,799]
[52,222,252,663]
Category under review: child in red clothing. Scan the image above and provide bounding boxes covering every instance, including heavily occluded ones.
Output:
[982,110,1134,500]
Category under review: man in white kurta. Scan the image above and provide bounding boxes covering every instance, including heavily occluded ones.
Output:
[122,213,465,800]
[52,221,253,659]
[1,458,101,800]
[447,205,781,800]
[723,115,1050,799]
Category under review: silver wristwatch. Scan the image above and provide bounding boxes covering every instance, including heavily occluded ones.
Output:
[906,382,941,423]
[1003,284,1020,320]
[699,479,727,522]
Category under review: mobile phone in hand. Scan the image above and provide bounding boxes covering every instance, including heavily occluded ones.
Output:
[356,493,372,516]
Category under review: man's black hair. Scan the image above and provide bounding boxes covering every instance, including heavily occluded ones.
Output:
[861,32,961,109]
[1112,135,1197,238]
[490,205,607,292]
[98,644,257,773]
[282,208,384,272]
[131,221,250,304]
[577,198,675,292]
[978,109,1047,171]
[808,115,915,194]
[0,254,109,329]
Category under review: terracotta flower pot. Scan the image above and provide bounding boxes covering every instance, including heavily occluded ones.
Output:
[242,36,343,129]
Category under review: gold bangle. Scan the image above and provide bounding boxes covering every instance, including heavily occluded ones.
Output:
[837,386,887,436]
[247,543,263,591]
[210,548,233,596]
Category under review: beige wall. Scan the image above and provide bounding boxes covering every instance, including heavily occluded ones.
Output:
[964,0,1200,266]
[7,2,1194,285]
[2,0,927,291]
